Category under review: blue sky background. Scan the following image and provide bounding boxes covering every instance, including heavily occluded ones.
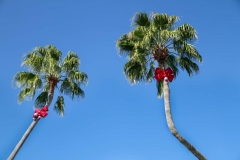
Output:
[1,0,240,159]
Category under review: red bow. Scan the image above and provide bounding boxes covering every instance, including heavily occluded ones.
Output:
[154,67,174,82]
[33,106,48,120]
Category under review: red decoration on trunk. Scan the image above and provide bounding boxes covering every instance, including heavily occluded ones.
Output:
[33,106,48,120]
[154,67,174,82]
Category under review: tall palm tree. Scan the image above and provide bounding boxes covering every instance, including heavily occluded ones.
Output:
[8,45,88,160]
[116,12,206,160]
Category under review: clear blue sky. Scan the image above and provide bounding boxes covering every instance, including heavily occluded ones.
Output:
[1,0,240,159]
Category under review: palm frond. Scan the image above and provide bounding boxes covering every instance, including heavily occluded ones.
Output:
[62,52,80,73]
[152,13,178,30]
[41,56,61,77]
[168,15,179,29]
[156,80,164,98]
[124,59,147,84]
[43,83,50,91]
[45,45,62,62]
[146,61,155,82]
[152,13,169,29]
[116,34,135,57]
[176,43,202,63]
[174,24,197,41]
[34,46,47,57]
[54,96,65,116]
[68,71,88,86]
[177,57,199,76]
[140,28,157,49]
[60,78,85,99]
[13,72,42,89]
[34,91,48,108]
[130,26,147,41]
[132,12,150,27]
[18,88,36,104]
[21,51,43,73]
[160,30,172,42]
[165,55,179,77]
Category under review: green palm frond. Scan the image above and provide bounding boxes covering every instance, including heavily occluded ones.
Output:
[43,83,50,92]
[146,61,155,82]
[152,13,172,29]
[13,72,42,89]
[42,56,61,76]
[22,52,43,73]
[45,45,62,62]
[34,46,47,57]
[160,30,172,42]
[139,30,156,49]
[62,52,80,73]
[18,88,36,104]
[165,55,179,77]
[132,12,150,27]
[177,57,199,76]
[130,27,146,40]
[175,24,197,41]
[174,42,202,63]
[116,34,135,57]
[168,15,179,28]
[34,91,48,108]
[54,96,65,116]
[151,13,178,31]
[124,59,147,84]
[68,71,88,86]
[22,45,62,74]
[60,78,85,99]
[156,80,164,98]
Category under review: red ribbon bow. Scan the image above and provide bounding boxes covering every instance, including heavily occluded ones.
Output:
[154,67,174,82]
[33,106,48,120]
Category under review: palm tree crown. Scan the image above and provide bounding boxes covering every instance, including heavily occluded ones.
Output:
[117,12,202,96]
[13,45,88,116]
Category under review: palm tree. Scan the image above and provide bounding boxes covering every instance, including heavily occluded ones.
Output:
[8,45,88,160]
[116,12,206,160]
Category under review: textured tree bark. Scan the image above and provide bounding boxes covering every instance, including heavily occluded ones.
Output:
[162,80,207,160]
[8,120,39,160]
[8,84,55,159]
[46,81,55,107]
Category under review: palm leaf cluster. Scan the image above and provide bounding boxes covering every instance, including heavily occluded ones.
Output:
[117,12,202,97]
[13,45,88,116]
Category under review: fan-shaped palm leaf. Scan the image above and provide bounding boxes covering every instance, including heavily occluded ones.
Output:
[54,96,65,116]
[132,12,150,27]
[60,78,85,99]
[34,91,48,108]
[68,71,88,86]
[62,51,80,73]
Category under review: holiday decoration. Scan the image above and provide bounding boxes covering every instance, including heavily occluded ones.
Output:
[33,106,48,120]
[154,67,174,82]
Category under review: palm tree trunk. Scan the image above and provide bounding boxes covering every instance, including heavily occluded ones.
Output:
[8,120,39,160]
[8,84,55,160]
[162,80,207,160]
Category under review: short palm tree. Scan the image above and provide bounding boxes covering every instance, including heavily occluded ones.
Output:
[9,45,88,160]
[116,12,206,160]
